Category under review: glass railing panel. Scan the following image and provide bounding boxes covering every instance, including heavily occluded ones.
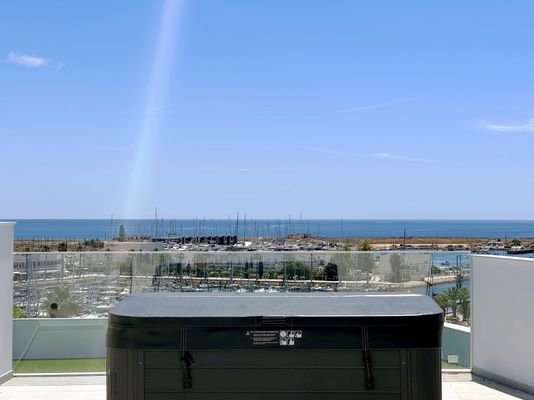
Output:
[13,250,471,308]
[13,251,471,371]
[14,252,132,318]
[12,318,107,373]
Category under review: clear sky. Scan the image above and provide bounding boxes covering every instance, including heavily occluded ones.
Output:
[2,1,534,219]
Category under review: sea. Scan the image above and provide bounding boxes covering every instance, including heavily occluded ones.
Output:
[4,219,534,241]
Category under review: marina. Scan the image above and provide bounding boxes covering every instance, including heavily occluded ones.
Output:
[12,250,470,319]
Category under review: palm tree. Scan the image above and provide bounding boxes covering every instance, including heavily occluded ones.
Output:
[435,287,470,322]
[433,292,448,313]
[457,288,470,322]
[444,287,460,319]
[42,286,81,318]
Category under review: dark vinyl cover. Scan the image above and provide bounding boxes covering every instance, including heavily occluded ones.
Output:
[107,293,443,350]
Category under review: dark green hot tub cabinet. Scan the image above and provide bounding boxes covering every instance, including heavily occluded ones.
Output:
[107,293,444,400]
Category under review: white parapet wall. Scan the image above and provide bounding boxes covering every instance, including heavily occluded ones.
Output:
[471,255,534,394]
[0,222,15,383]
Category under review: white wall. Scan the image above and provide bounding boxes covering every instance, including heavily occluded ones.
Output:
[0,223,14,383]
[472,255,534,393]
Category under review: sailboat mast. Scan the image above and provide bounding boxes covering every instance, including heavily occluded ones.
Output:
[155,207,158,238]
[236,212,239,242]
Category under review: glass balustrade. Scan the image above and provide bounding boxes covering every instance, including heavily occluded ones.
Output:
[12,251,471,372]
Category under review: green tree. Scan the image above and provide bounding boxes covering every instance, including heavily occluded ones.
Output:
[84,239,105,250]
[267,269,278,279]
[444,287,460,319]
[57,242,68,252]
[283,261,311,280]
[358,239,372,251]
[433,292,448,312]
[311,268,324,280]
[118,225,126,242]
[330,253,365,282]
[42,286,81,318]
[457,288,470,322]
[324,263,338,281]
[511,239,521,246]
[13,305,26,318]
[434,287,470,323]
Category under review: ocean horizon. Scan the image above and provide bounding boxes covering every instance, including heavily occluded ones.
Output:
[3,219,534,240]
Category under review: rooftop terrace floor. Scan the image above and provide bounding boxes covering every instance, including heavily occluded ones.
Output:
[1,374,533,400]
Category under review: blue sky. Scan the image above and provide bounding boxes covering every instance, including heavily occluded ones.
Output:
[2,1,534,219]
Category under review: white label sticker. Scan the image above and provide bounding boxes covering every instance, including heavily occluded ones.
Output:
[246,330,303,346]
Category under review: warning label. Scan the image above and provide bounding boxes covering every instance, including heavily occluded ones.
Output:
[279,330,302,346]
[246,330,303,346]
[246,330,279,345]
